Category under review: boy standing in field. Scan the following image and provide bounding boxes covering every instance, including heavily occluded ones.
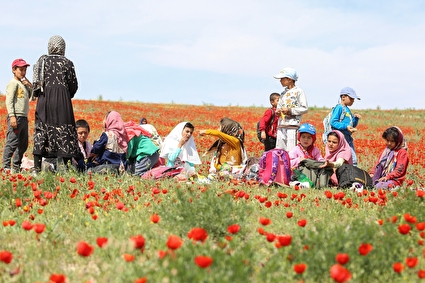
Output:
[259,92,280,151]
[273,67,308,151]
[329,87,361,166]
[3,59,33,172]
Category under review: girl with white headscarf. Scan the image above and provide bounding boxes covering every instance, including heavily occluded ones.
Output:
[160,122,201,170]
[32,35,81,172]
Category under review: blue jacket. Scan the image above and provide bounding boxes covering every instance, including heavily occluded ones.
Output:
[330,104,359,138]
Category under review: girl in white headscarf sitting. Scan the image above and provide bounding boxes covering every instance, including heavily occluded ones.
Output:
[160,122,201,175]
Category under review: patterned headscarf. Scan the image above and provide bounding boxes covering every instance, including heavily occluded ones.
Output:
[33,35,66,92]
[48,35,66,55]
[104,111,128,152]
[207,117,245,153]
[374,126,408,180]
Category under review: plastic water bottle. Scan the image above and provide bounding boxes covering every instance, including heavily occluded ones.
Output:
[293,169,314,188]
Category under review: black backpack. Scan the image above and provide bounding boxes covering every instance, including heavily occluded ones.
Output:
[257,108,275,143]
[335,164,373,189]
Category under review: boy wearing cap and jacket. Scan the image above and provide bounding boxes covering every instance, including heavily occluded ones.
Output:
[329,87,362,166]
[3,58,33,172]
[273,67,308,152]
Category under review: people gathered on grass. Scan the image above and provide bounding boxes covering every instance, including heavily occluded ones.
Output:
[1,56,410,190]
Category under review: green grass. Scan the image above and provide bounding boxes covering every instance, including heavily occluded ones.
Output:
[1,169,425,282]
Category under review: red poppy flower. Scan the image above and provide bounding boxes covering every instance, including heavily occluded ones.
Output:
[259,217,271,226]
[116,202,125,210]
[49,274,66,283]
[398,224,411,235]
[416,222,425,231]
[297,219,307,227]
[2,221,8,227]
[377,219,383,225]
[134,277,147,283]
[70,177,77,183]
[393,262,404,273]
[8,220,16,226]
[404,213,417,224]
[293,263,307,274]
[130,235,145,250]
[15,198,22,207]
[324,191,333,198]
[257,228,265,235]
[194,255,213,268]
[187,228,208,242]
[277,234,292,246]
[358,243,373,256]
[150,214,160,223]
[167,235,183,250]
[406,257,418,268]
[227,224,240,234]
[286,211,293,218]
[33,223,45,234]
[418,270,425,279]
[330,264,351,283]
[22,220,33,231]
[0,250,13,264]
[335,253,350,265]
[96,237,108,248]
[123,253,135,262]
[266,233,276,242]
[76,241,94,257]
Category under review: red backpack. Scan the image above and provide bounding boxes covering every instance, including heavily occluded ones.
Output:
[258,149,292,186]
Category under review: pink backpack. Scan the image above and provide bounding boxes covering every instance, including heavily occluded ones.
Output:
[258,149,292,186]
[141,166,183,180]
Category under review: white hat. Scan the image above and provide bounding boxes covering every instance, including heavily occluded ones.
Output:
[273,67,298,81]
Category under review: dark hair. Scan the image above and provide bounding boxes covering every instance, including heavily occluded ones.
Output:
[76,119,90,133]
[382,127,400,142]
[270,92,280,101]
[327,131,339,140]
[184,122,195,130]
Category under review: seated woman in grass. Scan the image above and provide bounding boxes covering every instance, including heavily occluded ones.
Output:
[199,117,247,175]
[160,121,201,176]
[320,130,353,185]
[87,111,128,174]
[370,126,409,190]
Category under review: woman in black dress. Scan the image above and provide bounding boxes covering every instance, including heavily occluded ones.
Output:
[32,35,81,172]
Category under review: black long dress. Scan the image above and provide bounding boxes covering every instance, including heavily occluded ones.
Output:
[32,55,81,159]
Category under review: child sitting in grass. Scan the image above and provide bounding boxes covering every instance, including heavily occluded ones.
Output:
[370,126,409,190]
[289,123,324,168]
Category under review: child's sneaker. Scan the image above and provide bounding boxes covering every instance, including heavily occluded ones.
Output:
[351,182,364,193]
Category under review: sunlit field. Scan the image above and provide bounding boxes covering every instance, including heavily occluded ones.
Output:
[1,96,425,283]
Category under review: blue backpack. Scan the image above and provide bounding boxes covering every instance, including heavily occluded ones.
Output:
[322,105,346,144]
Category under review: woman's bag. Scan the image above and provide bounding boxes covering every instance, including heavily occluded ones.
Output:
[335,164,373,189]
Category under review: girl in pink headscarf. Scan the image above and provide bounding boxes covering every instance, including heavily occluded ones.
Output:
[320,130,353,185]
[87,111,128,173]
[370,126,409,189]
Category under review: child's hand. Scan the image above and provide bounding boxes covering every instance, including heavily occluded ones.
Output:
[354,113,362,119]
[347,126,357,133]
[319,160,330,168]
[378,176,388,182]
[199,130,206,136]
[10,116,17,129]
[260,131,266,140]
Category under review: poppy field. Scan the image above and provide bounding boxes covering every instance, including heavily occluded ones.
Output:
[1,96,425,283]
